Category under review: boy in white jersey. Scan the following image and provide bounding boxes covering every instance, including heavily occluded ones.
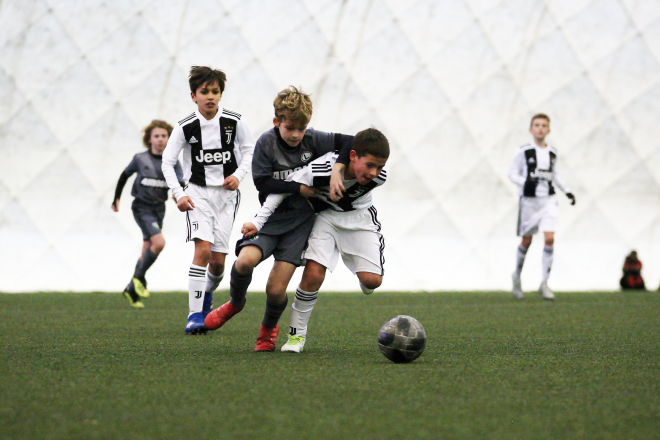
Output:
[508,114,575,300]
[242,128,389,352]
[161,66,255,334]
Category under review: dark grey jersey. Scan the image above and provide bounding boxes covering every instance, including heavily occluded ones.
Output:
[119,151,184,205]
[252,127,352,235]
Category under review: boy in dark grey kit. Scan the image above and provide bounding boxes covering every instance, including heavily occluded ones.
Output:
[205,86,351,351]
[112,119,184,308]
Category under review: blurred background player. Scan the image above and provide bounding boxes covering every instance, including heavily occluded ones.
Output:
[161,66,255,334]
[204,86,352,351]
[112,119,183,308]
[509,114,576,300]
[620,250,645,290]
[242,127,389,352]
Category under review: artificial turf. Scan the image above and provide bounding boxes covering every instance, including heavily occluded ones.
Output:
[0,291,658,439]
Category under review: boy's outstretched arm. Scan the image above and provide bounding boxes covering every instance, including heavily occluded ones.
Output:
[112,156,138,211]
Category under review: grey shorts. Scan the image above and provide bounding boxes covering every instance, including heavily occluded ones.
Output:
[235,213,315,267]
[132,200,165,241]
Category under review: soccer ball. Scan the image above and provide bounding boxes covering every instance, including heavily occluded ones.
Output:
[378,315,426,363]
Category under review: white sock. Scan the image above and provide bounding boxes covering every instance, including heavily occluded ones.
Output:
[288,287,318,337]
[188,264,207,316]
[205,270,224,293]
[360,282,375,295]
[542,245,553,284]
[514,244,529,275]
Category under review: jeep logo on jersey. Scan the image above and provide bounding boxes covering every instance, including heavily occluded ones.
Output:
[224,126,234,144]
[527,157,536,164]
[301,151,312,162]
[195,149,232,164]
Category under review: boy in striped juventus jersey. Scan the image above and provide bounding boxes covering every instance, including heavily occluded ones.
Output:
[508,114,575,300]
[203,86,352,351]
[242,128,389,352]
[161,66,255,334]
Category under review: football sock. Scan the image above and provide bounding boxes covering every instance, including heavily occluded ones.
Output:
[262,295,288,329]
[514,244,529,275]
[134,248,158,280]
[188,264,207,316]
[229,263,250,308]
[288,287,318,336]
[542,245,554,283]
[205,270,224,293]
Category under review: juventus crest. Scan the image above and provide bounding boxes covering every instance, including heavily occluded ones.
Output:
[224,126,234,144]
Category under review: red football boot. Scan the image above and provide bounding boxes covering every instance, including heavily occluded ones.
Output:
[204,300,244,330]
[254,324,279,352]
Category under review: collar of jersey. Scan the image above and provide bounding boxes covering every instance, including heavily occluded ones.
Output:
[196,108,221,124]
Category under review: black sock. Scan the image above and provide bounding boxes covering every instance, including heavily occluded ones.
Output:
[134,248,158,281]
[229,263,251,308]
[261,295,288,328]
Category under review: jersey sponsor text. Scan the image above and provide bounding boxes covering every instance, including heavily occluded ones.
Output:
[195,149,232,165]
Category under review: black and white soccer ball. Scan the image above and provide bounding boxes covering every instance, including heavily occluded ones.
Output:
[378,315,426,363]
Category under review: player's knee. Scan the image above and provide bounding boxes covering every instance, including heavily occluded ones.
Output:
[521,237,532,249]
[265,285,287,302]
[150,234,166,254]
[151,241,165,254]
[358,273,382,290]
[235,248,260,274]
[301,263,326,291]
[545,237,554,247]
[209,261,224,276]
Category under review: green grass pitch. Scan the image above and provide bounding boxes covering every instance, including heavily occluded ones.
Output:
[1,291,658,439]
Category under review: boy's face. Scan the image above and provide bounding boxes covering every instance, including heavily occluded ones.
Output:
[192,81,222,119]
[274,117,307,147]
[529,117,550,141]
[149,127,169,155]
[348,151,387,185]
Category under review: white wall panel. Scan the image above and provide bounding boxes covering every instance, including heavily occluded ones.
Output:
[1,0,659,292]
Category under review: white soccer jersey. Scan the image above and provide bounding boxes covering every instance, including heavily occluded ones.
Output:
[162,108,255,201]
[508,140,570,197]
[250,152,387,230]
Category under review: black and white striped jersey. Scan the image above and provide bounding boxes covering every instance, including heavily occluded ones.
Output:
[508,141,570,197]
[162,108,255,200]
[251,152,387,230]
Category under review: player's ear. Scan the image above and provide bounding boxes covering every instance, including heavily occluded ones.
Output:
[349,150,358,161]
[273,117,280,128]
[191,91,197,103]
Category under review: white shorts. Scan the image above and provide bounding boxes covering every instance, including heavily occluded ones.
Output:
[517,195,558,237]
[303,206,385,275]
[183,183,240,253]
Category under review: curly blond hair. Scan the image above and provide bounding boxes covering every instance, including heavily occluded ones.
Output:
[273,86,312,125]
[142,120,173,149]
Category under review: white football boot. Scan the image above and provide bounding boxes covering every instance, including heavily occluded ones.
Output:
[281,333,306,353]
[512,272,524,300]
[539,282,555,300]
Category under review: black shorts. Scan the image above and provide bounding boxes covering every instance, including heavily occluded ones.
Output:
[235,210,315,267]
[132,200,165,240]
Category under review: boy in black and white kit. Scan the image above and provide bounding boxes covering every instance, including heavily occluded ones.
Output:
[242,128,389,352]
[508,114,575,300]
[162,66,255,334]
[112,120,184,308]
[204,86,352,351]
